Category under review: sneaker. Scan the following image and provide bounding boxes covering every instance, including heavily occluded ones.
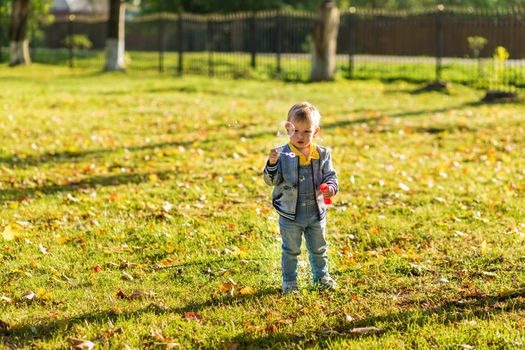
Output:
[282,281,299,294]
[317,276,337,290]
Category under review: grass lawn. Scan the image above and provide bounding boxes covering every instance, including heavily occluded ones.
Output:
[0,64,524,349]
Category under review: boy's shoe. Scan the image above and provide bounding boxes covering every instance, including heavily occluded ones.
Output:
[317,276,337,290]
[282,281,299,294]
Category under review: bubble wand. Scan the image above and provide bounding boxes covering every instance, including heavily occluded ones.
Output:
[320,183,332,205]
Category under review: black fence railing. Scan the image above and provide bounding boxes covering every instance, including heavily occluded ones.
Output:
[1,7,525,91]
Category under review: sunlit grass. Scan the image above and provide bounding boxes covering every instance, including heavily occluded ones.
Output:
[0,64,524,348]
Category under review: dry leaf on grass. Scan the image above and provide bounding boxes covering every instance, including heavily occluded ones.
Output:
[67,337,95,350]
[148,327,180,348]
[183,311,204,322]
[21,291,36,300]
[1,295,12,304]
[350,326,383,335]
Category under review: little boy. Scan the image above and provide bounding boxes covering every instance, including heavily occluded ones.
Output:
[263,102,338,293]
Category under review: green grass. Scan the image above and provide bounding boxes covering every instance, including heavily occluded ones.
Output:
[0,64,524,349]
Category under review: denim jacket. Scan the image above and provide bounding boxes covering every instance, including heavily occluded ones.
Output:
[263,144,338,221]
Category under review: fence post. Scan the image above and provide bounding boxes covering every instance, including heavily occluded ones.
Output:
[0,18,4,63]
[276,10,282,76]
[347,7,357,79]
[158,13,165,73]
[250,12,256,69]
[68,14,75,68]
[435,4,444,81]
[207,17,214,77]
[177,11,183,76]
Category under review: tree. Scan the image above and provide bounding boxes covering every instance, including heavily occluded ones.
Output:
[310,0,339,81]
[8,0,30,66]
[105,0,126,71]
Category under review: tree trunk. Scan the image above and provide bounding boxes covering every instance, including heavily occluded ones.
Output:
[104,0,125,71]
[8,0,31,66]
[310,0,339,82]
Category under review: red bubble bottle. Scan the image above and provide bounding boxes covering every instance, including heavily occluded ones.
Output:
[320,183,332,205]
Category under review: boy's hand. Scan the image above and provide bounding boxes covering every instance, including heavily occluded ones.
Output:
[268,148,280,165]
[321,184,335,198]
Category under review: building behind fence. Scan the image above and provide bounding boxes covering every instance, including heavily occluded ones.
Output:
[1,6,524,91]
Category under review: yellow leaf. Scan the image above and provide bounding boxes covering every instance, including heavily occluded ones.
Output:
[239,286,256,295]
[219,279,237,295]
[55,235,72,245]
[36,288,53,300]
[1,225,16,241]
[148,174,159,182]
[480,240,491,256]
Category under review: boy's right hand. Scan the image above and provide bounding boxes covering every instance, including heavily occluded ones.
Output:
[268,148,280,165]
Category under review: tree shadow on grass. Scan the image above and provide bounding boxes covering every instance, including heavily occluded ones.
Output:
[321,100,484,132]
[0,170,172,203]
[2,286,523,348]
[219,288,525,349]
[1,287,280,348]
[0,139,198,168]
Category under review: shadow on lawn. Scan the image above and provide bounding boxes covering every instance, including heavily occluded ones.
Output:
[1,287,280,348]
[4,288,523,348]
[0,170,172,202]
[321,100,483,131]
[0,99,484,170]
[219,288,525,349]
[0,139,197,168]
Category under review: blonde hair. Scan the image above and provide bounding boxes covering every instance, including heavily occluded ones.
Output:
[287,102,321,127]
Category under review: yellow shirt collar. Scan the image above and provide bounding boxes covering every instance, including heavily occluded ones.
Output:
[289,143,319,165]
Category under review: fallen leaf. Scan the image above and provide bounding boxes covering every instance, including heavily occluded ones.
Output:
[219,279,237,296]
[130,290,156,299]
[116,290,131,300]
[149,174,159,182]
[398,182,410,191]
[65,193,81,203]
[480,240,491,256]
[148,327,180,347]
[1,296,12,304]
[21,291,36,300]
[67,337,95,350]
[36,288,53,301]
[121,272,134,281]
[1,224,17,241]
[265,323,278,333]
[163,202,174,213]
[350,326,383,335]
[276,319,292,325]
[183,311,204,321]
[39,243,48,255]
[239,286,256,295]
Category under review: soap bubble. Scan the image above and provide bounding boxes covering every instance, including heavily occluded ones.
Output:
[276,120,295,139]
[275,121,296,158]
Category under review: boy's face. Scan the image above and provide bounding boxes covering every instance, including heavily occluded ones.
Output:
[288,117,319,150]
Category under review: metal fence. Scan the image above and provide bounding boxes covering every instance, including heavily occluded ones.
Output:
[1,7,525,91]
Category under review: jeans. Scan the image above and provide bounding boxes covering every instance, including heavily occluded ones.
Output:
[279,199,329,285]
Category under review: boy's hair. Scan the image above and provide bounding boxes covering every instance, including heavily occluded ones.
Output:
[287,102,321,127]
